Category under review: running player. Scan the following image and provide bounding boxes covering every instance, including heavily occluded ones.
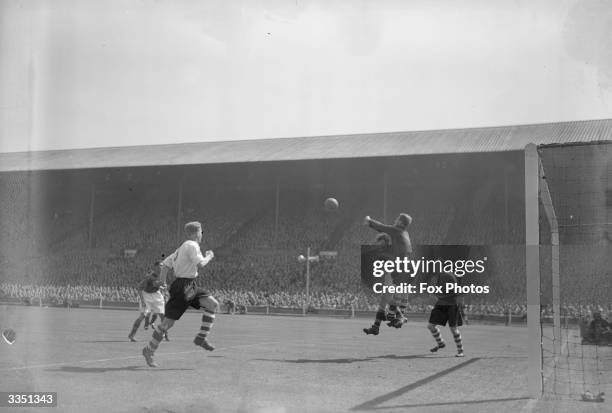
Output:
[142,221,217,367]
[363,213,413,335]
[427,271,465,357]
[128,261,168,342]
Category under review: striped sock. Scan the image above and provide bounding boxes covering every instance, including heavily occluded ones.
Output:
[196,310,215,339]
[453,331,463,353]
[431,326,444,347]
[145,325,165,353]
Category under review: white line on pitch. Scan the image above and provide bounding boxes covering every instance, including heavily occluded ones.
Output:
[0,341,281,372]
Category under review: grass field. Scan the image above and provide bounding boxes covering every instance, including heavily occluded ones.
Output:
[0,305,610,413]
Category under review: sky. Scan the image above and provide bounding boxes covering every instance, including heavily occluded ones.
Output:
[1,0,612,153]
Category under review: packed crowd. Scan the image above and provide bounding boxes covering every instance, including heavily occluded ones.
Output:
[1,168,610,317]
[2,279,605,319]
[0,282,140,303]
[0,281,503,313]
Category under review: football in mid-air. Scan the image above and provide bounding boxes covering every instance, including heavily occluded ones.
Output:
[324,197,339,211]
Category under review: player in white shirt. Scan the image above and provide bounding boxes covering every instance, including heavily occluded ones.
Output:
[142,221,216,367]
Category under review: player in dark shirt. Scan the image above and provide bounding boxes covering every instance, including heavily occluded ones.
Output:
[140,274,163,329]
[427,271,464,357]
[128,262,169,342]
[363,213,413,335]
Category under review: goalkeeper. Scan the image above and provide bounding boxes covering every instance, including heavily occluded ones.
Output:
[363,213,413,335]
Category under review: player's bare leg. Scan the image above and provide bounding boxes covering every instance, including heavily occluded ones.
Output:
[193,296,218,351]
[142,318,175,367]
[450,326,464,357]
[157,314,169,341]
[128,313,146,342]
[428,323,446,352]
[149,313,158,329]
[158,313,170,341]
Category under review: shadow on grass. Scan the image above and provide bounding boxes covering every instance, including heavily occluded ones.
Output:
[350,358,482,410]
[358,397,531,410]
[46,365,194,373]
[252,354,432,364]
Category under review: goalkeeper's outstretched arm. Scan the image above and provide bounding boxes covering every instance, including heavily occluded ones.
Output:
[364,216,395,234]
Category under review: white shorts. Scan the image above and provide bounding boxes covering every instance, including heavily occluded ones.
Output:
[141,291,165,315]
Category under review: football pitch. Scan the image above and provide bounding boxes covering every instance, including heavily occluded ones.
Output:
[0,305,608,413]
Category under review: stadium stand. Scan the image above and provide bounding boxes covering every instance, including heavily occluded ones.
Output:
[1,121,610,320]
[0,155,527,313]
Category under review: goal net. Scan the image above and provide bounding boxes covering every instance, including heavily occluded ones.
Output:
[527,142,612,400]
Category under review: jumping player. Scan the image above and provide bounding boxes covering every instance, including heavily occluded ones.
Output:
[363,213,413,335]
[427,271,465,357]
[142,221,217,367]
[128,261,169,342]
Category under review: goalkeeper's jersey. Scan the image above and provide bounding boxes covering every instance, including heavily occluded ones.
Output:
[366,219,412,258]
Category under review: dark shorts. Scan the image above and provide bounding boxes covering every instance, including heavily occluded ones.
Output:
[429,303,463,327]
[165,277,212,321]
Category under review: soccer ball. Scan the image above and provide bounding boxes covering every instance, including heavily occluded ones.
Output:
[324,197,339,211]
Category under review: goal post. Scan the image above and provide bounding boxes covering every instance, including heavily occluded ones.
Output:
[538,154,561,359]
[525,143,543,398]
[526,143,563,399]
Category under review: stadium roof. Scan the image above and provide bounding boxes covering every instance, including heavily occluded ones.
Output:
[1,118,612,172]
